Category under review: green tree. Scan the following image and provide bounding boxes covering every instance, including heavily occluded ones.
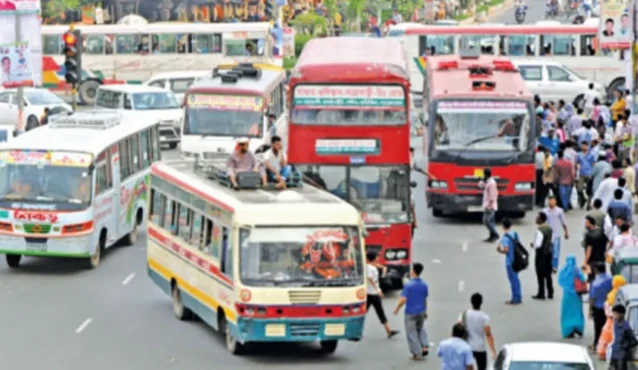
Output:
[290,11,328,35]
[43,0,95,20]
[345,0,366,31]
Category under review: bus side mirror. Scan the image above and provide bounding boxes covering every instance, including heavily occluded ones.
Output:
[410,181,417,188]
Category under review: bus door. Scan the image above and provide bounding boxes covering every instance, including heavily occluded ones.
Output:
[95,144,120,246]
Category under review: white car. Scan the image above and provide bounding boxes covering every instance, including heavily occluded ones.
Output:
[143,70,210,105]
[491,342,595,369]
[513,60,605,107]
[0,88,72,130]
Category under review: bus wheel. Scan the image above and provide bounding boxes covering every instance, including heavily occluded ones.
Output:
[319,340,338,354]
[171,283,193,321]
[86,240,102,269]
[124,210,142,246]
[432,208,443,217]
[510,211,526,219]
[6,254,21,268]
[169,143,178,149]
[221,315,243,355]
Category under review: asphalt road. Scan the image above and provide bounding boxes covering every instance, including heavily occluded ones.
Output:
[2,9,595,370]
[490,0,569,24]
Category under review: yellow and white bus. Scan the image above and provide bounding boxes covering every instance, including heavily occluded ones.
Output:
[147,159,367,355]
[0,112,161,269]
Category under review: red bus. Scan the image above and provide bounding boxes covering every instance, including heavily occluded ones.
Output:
[423,54,536,218]
[288,37,413,289]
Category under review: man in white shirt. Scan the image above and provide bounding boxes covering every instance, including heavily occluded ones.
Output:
[263,135,291,189]
[608,222,638,258]
[366,252,399,338]
[583,83,599,114]
[617,177,633,209]
[457,293,496,370]
[592,175,619,211]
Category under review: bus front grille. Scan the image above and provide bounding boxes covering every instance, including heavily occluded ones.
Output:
[289,322,321,337]
[454,178,509,191]
[288,290,321,304]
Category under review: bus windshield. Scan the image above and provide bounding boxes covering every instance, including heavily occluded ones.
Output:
[239,226,364,287]
[183,94,264,137]
[132,92,180,110]
[432,100,531,152]
[301,165,410,224]
[0,150,93,210]
[291,84,407,125]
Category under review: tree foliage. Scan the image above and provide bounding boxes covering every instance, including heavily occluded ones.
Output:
[290,11,328,35]
[43,0,95,19]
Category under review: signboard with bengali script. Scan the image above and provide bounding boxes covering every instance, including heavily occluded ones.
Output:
[293,85,406,110]
[186,94,263,112]
[437,101,529,113]
[0,150,93,167]
[0,0,40,14]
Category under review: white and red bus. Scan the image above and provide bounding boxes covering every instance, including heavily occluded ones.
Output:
[0,112,160,268]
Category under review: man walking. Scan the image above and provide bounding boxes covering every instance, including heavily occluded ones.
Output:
[589,263,612,351]
[365,252,400,338]
[609,304,638,370]
[543,196,570,273]
[576,141,596,209]
[532,212,554,300]
[394,262,429,361]
[479,168,499,242]
[438,323,475,370]
[555,150,576,211]
[497,218,522,304]
[582,216,608,282]
[458,293,497,370]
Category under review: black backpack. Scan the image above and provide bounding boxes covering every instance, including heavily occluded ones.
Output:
[505,233,529,272]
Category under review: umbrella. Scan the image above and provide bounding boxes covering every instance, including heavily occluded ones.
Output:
[117,14,148,25]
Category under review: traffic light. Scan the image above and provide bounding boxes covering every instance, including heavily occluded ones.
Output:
[63,29,82,85]
[265,0,274,20]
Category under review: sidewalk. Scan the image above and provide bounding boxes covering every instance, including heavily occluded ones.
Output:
[458,0,515,24]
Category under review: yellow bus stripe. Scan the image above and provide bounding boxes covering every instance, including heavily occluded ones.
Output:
[148,258,237,322]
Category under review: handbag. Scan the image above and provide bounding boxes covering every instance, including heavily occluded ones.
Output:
[574,274,588,295]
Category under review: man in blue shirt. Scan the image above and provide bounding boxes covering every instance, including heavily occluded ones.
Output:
[576,141,596,209]
[394,262,429,361]
[590,263,613,350]
[497,218,522,304]
[610,304,638,370]
[438,323,475,370]
[538,128,560,155]
[607,188,632,224]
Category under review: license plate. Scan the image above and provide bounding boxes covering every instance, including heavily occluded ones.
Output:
[160,136,167,141]
[467,206,484,212]
[26,243,47,252]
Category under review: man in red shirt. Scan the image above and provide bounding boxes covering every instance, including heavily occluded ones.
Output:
[0,0,16,10]
[555,150,576,211]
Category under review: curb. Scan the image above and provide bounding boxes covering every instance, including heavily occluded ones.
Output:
[459,0,515,24]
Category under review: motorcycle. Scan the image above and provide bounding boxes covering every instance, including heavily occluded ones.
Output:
[545,2,559,18]
[515,4,527,24]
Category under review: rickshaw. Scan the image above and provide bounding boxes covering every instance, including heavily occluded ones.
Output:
[611,248,638,283]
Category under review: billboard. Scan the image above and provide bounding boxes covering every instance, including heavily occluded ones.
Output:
[0,14,41,86]
[0,0,40,14]
[599,0,632,50]
[0,41,33,87]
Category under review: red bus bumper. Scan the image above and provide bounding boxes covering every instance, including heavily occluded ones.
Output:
[364,223,411,289]
[426,192,534,213]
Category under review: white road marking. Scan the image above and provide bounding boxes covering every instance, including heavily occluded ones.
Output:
[75,318,93,334]
[431,259,442,264]
[121,273,136,286]
[462,242,468,252]
[458,280,465,292]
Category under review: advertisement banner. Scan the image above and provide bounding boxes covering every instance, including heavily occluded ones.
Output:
[0,41,32,88]
[0,14,42,86]
[0,0,40,14]
[186,94,263,111]
[437,101,529,113]
[282,27,295,58]
[293,85,406,109]
[599,0,632,50]
[315,139,380,155]
[0,150,92,167]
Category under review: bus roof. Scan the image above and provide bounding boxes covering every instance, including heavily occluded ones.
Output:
[1,112,158,156]
[187,68,285,96]
[294,37,409,82]
[151,160,361,225]
[98,84,170,94]
[402,23,597,35]
[42,22,272,35]
[427,55,531,100]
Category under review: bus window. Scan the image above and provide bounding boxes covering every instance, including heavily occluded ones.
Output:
[540,35,575,56]
[150,189,163,225]
[460,35,496,55]
[226,39,264,57]
[419,35,454,55]
[115,34,139,54]
[43,35,62,55]
[105,35,114,55]
[191,213,204,249]
[506,36,536,56]
[163,199,176,233]
[177,205,191,241]
[192,33,222,54]
[84,34,105,55]
[177,34,189,53]
[221,226,232,276]
[580,35,596,56]
[140,129,151,168]
[155,34,177,54]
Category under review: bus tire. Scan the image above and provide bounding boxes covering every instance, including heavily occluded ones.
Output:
[171,282,193,321]
[319,340,338,354]
[432,208,443,217]
[124,209,143,246]
[86,232,105,269]
[220,313,243,355]
[78,79,101,106]
[6,254,21,268]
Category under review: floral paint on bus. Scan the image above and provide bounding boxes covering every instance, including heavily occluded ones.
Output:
[119,175,149,226]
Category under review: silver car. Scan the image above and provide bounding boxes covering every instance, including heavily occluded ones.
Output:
[491,342,595,369]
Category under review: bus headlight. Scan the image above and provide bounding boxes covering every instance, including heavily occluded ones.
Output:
[396,250,408,259]
[385,250,397,260]
[514,182,533,191]
[429,180,448,189]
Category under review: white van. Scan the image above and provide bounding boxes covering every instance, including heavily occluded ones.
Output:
[95,84,181,149]
[513,60,605,107]
[143,71,210,105]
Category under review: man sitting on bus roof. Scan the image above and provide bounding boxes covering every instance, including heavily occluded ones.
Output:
[226,137,267,190]
[263,135,291,189]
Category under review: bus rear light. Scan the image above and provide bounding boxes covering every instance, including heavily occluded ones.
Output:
[472,81,496,91]
[0,222,13,232]
[236,304,267,317]
[62,221,93,234]
[492,60,517,72]
[437,61,458,70]
[343,303,365,315]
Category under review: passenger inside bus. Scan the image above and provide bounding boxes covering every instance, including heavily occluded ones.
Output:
[6,178,35,199]
[74,176,91,203]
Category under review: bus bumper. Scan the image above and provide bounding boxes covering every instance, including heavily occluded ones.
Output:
[380,264,409,288]
[0,235,92,258]
[427,193,534,213]
[234,316,365,343]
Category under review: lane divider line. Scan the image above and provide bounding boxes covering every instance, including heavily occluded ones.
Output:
[431,259,442,264]
[462,242,468,252]
[458,280,465,292]
[121,273,136,286]
[75,318,93,334]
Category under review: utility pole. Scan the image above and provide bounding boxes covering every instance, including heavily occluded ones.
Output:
[15,13,23,134]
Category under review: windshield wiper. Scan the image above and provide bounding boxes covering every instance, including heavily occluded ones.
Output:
[303,279,359,287]
[452,135,498,164]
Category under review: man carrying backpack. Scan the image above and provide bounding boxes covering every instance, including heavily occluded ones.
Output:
[497,218,524,305]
